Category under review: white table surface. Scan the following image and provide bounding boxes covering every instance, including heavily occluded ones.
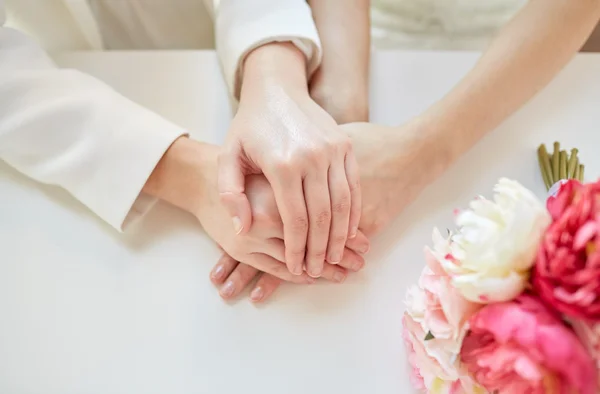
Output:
[1,50,600,394]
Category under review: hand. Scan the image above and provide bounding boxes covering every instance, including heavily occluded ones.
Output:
[210,243,367,302]
[211,119,441,303]
[211,255,285,302]
[218,42,364,278]
[339,121,438,236]
[197,144,369,289]
[208,181,369,302]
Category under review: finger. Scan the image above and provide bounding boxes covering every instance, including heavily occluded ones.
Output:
[326,160,351,264]
[219,263,260,300]
[344,230,370,256]
[303,172,331,278]
[320,263,348,284]
[345,150,362,239]
[247,253,315,284]
[217,143,253,235]
[269,178,308,276]
[210,254,239,285]
[336,249,365,273]
[250,273,283,303]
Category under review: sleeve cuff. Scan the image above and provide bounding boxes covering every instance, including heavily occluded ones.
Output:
[86,113,187,232]
[215,0,322,99]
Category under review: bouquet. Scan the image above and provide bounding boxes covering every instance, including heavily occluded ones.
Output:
[403,143,599,394]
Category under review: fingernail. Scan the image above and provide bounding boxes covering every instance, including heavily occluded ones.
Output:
[333,271,346,283]
[352,260,364,271]
[220,280,235,297]
[328,255,340,265]
[307,276,317,284]
[232,216,243,235]
[211,264,225,280]
[308,267,322,278]
[292,265,303,276]
[349,227,358,239]
[360,244,370,254]
[250,286,264,302]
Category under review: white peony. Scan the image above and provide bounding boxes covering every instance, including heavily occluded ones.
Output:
[402,252,483,393]
[431,178,550,303]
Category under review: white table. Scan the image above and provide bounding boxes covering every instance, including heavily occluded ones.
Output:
[1,50,600,394]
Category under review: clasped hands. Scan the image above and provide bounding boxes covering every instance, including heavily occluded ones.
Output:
[194,42,431,303]
[196,118,429,303]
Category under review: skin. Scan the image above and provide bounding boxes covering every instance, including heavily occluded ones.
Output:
[217,42,364,279]
[308,0,371,123]
[211,0,600,303]
[211,121,433,302]
[142,137,370,291]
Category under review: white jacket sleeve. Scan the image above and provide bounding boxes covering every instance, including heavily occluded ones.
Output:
[211,0,323,98]
[0,1,187,231]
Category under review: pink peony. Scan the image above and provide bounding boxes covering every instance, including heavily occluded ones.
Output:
[460,295,597,394]
[402,248,482,393]
[534,179,600,320]
[571,320,600,389]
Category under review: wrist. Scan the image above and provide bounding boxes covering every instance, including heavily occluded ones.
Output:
[311,74,369,123]
[143,137,218,216]
[388,115,456,184]
[240,41,309,101]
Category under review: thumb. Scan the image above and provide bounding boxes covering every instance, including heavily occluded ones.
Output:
[217,143,252,235]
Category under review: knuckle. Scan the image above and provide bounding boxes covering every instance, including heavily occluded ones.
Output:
[313,210,332,228]
[332,196,350,214]
[290,215,309,232]
[309,248,327,260]
[304,146,330,167]
[270,155,298,175]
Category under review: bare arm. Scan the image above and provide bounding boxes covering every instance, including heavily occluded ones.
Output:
[418,0,600,176]
[308,0,371,123]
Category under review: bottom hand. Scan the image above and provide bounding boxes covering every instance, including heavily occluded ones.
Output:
[210,245,366,303]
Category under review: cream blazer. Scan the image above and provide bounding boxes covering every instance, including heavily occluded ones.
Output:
[0,0,322,230]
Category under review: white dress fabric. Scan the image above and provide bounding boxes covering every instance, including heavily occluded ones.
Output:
[371,0,526,50]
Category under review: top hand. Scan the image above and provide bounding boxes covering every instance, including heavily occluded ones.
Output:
[212,119,445,303]
[217,42,364,278]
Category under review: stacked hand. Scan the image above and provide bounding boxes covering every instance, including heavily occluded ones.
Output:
[212,120,436,302]
[218,43,363,279]
[194,147,369,300]
[212,41,436,304]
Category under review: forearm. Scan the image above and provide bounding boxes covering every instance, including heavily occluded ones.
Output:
[309,0,370,91]
[419,0,600,171]
[143,137,217,217]
[308,0,370,122]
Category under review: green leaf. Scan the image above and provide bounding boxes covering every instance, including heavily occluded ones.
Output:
[424,331,435,341]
